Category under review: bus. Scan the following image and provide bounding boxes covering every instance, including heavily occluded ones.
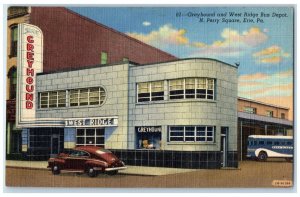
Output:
[247,135,293,161]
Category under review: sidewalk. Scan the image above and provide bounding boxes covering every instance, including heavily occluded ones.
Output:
[6,160,197,176]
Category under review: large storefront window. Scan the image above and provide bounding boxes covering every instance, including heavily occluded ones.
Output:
[136,126,162,149]
[137,81,164,102]
[168,126,215,142]
[76,128,105,147]
[29,128,64,156]
[169,78,215,100]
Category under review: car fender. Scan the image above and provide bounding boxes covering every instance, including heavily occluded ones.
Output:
[53,158,66,166]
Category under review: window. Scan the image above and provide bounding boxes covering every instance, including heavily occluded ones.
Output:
[69,87,106,107]
[266,141,272,145]
[266,110,273,117]
[135,126,162,149]
[169,79,184,99]
[10,25,18,57]
[281,113,286,119]
[123,57,129,62]
[169,126,215,142]
[169,78,215,100]
[137,81,164,102]
[274,141,280,145]
[101,52,108,65]
[259,141,265,145]
[8,67,17,99]
[39,87,106,108]
[39,90,66,108]
[76,128,105,147]
[244,107,257,114]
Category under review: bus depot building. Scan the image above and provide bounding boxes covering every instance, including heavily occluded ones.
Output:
[17,58,239,169]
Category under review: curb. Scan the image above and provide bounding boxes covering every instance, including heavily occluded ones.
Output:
[6,166,157,176]
[6,166,49,171]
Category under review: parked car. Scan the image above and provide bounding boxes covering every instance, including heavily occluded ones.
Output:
[47,146,126,177]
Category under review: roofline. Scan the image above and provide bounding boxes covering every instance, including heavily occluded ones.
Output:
[37,60,136,76]
[37,58,236,76]
[238,97,289,110]
[62,7,177,59]
[135,57,238,68]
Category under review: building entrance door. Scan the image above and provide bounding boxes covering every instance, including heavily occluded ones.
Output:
[220,127,228,167]
[51,134,60,156]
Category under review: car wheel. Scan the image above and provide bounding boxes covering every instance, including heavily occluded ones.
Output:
[258,152,268,162]
[106,170,118,176]
[87,167,98,177]
[52,164,61,175]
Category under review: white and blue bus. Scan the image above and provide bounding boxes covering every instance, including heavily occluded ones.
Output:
[247,135,293,161]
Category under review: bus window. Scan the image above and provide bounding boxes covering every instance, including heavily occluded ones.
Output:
[259,141,264,145]
[281,141,286,145]
[274,141,280,145]
[253,141,257,146]
[287,142,292,145]
[266,141,272,145]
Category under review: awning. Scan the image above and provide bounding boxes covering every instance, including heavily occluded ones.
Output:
[238,112,293,128]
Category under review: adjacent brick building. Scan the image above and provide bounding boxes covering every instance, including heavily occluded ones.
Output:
[237,97,293,160]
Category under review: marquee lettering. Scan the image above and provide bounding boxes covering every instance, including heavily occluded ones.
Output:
[25,35,35,109]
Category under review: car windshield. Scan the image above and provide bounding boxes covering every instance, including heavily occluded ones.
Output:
[96,149,112,155]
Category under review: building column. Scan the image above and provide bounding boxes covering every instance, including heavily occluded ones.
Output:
[264,125,268,135]
[21,128,29,153]
[240,121,243,161]
[64,128,76,149]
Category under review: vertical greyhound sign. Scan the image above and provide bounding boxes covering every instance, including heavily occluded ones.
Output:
[16,23,43,127]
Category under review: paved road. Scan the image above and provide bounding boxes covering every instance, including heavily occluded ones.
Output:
[5,161,293,188]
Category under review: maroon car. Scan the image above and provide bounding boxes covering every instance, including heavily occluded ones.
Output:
[47,146,126,177]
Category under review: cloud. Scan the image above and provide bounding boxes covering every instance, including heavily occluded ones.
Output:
[252,45,291,64]
[191,27,268,57]
[127,24,189,47]
[142,21,151,26]
[238,69,293,120]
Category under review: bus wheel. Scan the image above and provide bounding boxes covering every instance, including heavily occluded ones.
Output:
[258,152,267,161]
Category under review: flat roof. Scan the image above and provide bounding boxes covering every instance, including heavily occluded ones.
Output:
[238,97,289,110]
[37,58,237,76]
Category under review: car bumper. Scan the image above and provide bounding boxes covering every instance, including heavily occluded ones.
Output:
[104,166,127,171]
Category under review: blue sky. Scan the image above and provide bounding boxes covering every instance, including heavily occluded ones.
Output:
[69,7,294,118]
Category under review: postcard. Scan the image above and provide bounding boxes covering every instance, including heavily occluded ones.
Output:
[5,5,294,189]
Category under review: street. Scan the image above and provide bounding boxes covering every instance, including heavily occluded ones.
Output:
[6,160,293,188]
